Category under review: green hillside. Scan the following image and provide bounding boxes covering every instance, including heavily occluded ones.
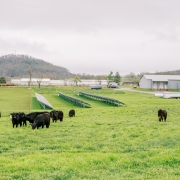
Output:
[0,54,73,79]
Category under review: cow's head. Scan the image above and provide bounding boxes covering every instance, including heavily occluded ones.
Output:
[11,113,19,119]
[31,122,37,130]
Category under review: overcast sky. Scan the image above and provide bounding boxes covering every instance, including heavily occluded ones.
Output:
[1,0,180,75]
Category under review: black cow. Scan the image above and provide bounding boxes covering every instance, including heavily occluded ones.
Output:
[69,109,75,117]
[24,111,49,124]
[158,109,167,122]
[19,112,26,126]
[32,113,50,130]
[10,112,22,128]
[50,110,64,122]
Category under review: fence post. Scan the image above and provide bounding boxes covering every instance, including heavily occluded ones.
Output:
[0,111,1,118]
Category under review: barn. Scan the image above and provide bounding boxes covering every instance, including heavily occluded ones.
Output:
[140,75,180,90]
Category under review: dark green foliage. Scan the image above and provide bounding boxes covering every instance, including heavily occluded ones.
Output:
[107,71,121,85]
[107,71,114,84]
[114,72,121,84]
[0,77,6,83]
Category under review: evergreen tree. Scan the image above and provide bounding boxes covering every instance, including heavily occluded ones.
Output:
[114,72,121,85]
[0,77,6,84]
[107,71,114,85]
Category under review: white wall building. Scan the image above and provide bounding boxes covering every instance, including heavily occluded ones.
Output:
[140,75,180,90]
[11,78,108,86]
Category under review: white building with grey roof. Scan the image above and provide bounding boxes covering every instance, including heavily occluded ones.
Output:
[140,75,180,90]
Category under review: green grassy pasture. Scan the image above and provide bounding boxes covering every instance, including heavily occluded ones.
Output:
[0,86,180,179]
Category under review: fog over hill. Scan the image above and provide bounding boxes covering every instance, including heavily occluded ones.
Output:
[0,54,74,79]
[0,54,180,81]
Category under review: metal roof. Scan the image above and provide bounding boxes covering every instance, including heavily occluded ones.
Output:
[144,75,180,81]
[35,92,53,109]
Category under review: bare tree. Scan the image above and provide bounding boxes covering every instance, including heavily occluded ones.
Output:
[27,66,32,87]
[37,74,44,89]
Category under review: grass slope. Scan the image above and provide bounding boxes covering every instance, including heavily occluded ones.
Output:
[0,86,180,179]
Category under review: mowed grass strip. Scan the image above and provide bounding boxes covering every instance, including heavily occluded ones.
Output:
[0,86,180,179]
[0,87,32,116]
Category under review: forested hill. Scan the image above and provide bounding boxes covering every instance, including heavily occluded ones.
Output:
[0,54,75,79]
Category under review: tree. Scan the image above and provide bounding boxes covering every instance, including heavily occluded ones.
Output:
[114,72,121,85]
[0,77,6,84]
[27,66,32,87]
[124,72,140,82]
[37,74,43,89]
[107,71,114,85]
[73,76,81,86]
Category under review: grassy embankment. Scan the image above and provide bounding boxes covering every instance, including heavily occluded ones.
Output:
[0,86,180,179]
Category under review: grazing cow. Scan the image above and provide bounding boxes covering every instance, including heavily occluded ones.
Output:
[19,112,26,126]
[158,109,167,122]
[50,110,64,122]
[69,109,75,117]
[32,113,50,130]
[10,112,22,128]
[24,111,49,124]
[50,110,57,122]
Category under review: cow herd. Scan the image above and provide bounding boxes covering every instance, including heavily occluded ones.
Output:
[10,109,75,129]
[10,109,166,129]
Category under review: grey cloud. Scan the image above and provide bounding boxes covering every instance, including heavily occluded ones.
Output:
[1,0,180,32]
[0,36,48,56]
[1,0,180,75]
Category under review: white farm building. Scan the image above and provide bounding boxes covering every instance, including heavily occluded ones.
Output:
[140,75,180,90]
[11,78,108,87]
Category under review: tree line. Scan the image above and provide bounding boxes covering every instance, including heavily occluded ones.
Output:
[1,54,180,84]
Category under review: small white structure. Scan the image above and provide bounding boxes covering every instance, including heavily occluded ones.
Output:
[154,93,164,97]
[163,92,180,99]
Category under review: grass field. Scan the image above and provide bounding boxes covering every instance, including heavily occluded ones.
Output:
[0,86,180,179]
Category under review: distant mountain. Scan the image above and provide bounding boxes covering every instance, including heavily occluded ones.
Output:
[0,54,75,79]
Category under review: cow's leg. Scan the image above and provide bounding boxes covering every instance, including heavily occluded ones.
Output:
[164,116,166,121]
[158,117,161,122]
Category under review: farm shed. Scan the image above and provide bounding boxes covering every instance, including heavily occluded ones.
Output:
[140,75,180,90]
